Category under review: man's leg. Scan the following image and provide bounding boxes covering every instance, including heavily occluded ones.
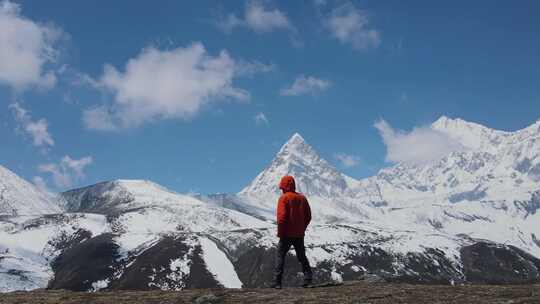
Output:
[272,237,291,288]
[292,237,312,286]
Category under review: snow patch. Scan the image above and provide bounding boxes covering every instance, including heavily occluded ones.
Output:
[90,279,110,292]
[199,237,243,288]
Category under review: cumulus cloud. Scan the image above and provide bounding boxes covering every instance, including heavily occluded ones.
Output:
[243,1,291,33]
[280,75,330,96]
[82,106,117,131]
[324,2,380,50]
[334,153,360,168]
[254,112,269,125]
[218,1,293,33]
[9,102,54,148]
[0,0,61,90]
[84,43,251,130]
[374,119,465,165]
[38,155,93,189]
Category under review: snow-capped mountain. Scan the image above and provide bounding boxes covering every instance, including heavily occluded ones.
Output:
[240,133,356,198]
[0,165,62,216]
[236,133,373,222]
[369,116,540,221]
[62,179,205,213]
[232,117,540,257]
[61,179,270,233]
[1,116,540,292]
[2,178,273,292]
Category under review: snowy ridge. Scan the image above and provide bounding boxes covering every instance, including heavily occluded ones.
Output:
[62,179,204,214]
[0,166,62,216]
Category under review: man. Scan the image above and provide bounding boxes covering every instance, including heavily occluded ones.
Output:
[271,175,313,289]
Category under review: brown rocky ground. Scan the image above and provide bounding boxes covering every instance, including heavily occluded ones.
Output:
[1,281,539,304]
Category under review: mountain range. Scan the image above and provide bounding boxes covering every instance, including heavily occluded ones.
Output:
[1,116,540,292]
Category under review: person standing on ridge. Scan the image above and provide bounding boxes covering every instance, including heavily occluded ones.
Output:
[271,175,313,289]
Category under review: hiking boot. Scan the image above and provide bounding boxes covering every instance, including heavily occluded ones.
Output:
[270,281,282,289]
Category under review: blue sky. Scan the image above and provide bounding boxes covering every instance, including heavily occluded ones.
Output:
[1,0,539,194]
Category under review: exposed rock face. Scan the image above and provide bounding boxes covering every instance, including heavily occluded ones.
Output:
[49,233,120,291]
[39,228,540,291]
[110,235,220,290]
[461,242,540,284]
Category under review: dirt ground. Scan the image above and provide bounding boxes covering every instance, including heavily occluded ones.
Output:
[1,281,539,304]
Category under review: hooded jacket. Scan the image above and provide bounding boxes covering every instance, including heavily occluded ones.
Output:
[276,175,312,238]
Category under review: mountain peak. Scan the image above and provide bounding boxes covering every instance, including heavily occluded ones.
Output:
[62,179,202,213]
[239,134,351,197]
[0,165,62,216]
[431,116,480,131]
[289,132,305,143]
[278,133,308,154]
[430,116,510,153]
[432,115,452,125]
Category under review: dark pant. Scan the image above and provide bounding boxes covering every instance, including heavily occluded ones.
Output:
[273,237,312,283]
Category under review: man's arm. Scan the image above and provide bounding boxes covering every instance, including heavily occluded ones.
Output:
[304,197,311,229]
[276,196,288,237]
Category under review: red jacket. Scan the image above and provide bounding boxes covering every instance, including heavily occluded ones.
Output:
[276,176,311,238]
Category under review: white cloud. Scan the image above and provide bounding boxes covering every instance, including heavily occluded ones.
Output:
[324,2,380,50]
[38,155,93,189]
[244,1,291,33]
[84,43,250,130]
[280,75,330,96]
[82,106,117,131]
[374,119,464,165]
[9,102,54,148]
[0,0,61,90]
[254,112,269,125]
[218,1,293,33]
[334,153,360,168]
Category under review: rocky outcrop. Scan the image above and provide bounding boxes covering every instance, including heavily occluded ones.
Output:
[461,242,540,284]
[48,233,120,291]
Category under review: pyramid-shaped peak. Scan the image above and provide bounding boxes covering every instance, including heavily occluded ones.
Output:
[240,133,354,197]
[289,132,305,143]
[283,132,306,147]
[278,133,313,155]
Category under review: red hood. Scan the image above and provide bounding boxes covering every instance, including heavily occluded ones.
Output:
[279,175,296,193]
